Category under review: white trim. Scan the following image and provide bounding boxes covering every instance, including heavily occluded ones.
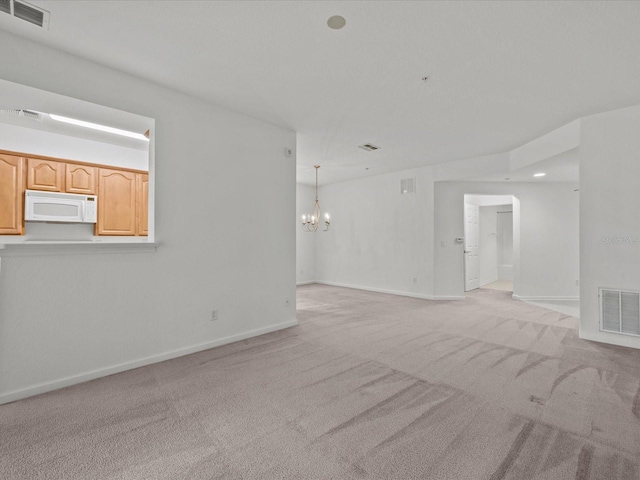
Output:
[314,280,463,301]
[432,295,466,301]
[0,319,298,405]
[512,295,579,302]
[579,330,640,350]
[0,242,158,256]
[316,280,431,299]
[296,280,315,286]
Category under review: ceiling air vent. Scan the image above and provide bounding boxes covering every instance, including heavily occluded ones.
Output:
[0,0,49,29]
[358,143,380,152]
[600,288,640,336]
[0,109,44,121]
[401,177,416,195]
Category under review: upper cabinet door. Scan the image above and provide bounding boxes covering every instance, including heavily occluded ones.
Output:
[66,164,97,194]
[97,168,137,236]
[27,158,64,192]
[0,154,25,235]
[137,173,149,236]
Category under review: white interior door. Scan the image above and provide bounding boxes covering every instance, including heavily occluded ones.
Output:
[464,203,480,291]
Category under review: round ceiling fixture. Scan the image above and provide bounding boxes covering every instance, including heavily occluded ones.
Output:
[327,15,346,29]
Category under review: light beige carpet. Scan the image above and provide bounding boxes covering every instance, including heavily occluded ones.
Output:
[1,284,639,479]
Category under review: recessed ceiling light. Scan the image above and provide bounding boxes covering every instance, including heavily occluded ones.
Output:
[533,172,546,177]
[327,15,346,29]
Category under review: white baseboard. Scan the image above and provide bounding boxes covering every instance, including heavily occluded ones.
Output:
[579,330,640,350]
[315,280,431,299]
[0,319,298,405]
[314,280,464,301]
[296,280,315,286]
[512,295,579,302]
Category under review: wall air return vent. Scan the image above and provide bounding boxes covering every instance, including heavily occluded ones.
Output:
[600,288,640,336]
[0,109,44,121]
[401,177,416,195]
[0,0,49,29]
[358,143,380,152]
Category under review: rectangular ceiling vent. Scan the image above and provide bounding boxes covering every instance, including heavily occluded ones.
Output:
[358,143,380,152]
[0,0,49,29]
[600,288,640,336]
[0,109,44,121]
[401,177,416,195]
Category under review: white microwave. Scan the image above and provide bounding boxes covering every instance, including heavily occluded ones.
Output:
[25,190,98,224]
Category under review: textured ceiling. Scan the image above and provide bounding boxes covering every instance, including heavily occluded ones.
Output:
[1,1,639,184]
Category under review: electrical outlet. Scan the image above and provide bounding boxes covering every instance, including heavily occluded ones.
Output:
[413,277,418,284]
[211,309,218,321]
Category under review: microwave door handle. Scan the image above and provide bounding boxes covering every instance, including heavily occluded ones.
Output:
[80,201,85,222]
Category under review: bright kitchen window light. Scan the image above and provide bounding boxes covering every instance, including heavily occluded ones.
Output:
[49,114,149,141]
[533,172,546,177]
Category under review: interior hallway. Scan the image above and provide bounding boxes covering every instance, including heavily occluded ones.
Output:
[1,284,639,479]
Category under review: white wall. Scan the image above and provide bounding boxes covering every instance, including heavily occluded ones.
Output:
[435,182,579,300]
[315,168,435,299]
[510,120,580,171]
[465,194,514,207]
[313,153,578,302]
[296,183,316,284]
[478,205,499,286]
[580,104,640,348]
[0,122,149,171]
[0,31,297,403]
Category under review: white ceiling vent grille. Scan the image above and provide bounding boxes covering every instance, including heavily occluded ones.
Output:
[401,177,415,195]
[0,109,44,121]
[600,288,640,336]
[0,0,49,29]
[358,143,380,152]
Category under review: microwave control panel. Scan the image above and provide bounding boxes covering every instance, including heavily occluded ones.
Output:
[85,197,97,223]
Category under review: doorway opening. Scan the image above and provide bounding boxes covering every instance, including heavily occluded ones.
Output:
[464,194,515,293]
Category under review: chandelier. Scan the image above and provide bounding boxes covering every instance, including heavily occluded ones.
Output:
[301,165,330,232]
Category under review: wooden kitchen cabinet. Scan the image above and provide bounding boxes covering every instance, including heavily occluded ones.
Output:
[27,158,64,192]
[0,154,25,235]
[0,148,150,237]
[96,168,137,235]
[136,173,149,236]
[65,164,97,194]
